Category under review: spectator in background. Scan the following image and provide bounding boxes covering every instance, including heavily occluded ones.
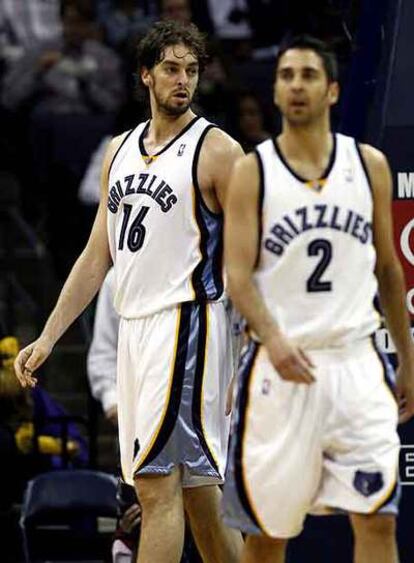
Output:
[87,268,119,426]
[160,0,191,23]
[2,1,123,115]
[96,0,157,51]
[1,0,125,278]
[0,335,87,510]
[230,90,272,152]
[0,0,62,68]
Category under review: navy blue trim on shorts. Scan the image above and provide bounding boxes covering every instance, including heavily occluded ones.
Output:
[138,303,192,469]
[233,341,262,530]
[191,303,219,473]
[370,334,398,403]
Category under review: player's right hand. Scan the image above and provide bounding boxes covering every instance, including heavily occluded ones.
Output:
[14,338,53,388]
[264,331,316,384]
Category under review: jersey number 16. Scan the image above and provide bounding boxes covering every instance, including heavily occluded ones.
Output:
[118,204,149,252]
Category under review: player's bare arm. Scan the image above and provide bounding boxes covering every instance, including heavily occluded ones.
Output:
[363,143,414,422]
[14,133,127,388]
[225,153,315,384]
[197,127,244,211]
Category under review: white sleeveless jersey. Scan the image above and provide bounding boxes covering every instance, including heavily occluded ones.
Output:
[107,116,225,319]
[254,133,381,349]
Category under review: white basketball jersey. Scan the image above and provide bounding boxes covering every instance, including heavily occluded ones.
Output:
[254,133,380,349]
[107,116,224,318]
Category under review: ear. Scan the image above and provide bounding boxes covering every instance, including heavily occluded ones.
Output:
[273,82,280,109]
[141,67,152,88]
[328,81,340,106]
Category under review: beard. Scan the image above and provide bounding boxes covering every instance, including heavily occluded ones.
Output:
[158,98,191,116]
[154,89,192,116]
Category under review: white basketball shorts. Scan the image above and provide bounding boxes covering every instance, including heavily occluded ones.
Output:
[222,337,400,538]
[117,301,232,487]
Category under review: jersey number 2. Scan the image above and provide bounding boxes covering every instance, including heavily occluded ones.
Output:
[118,204,149,252]
[307,239,332,292]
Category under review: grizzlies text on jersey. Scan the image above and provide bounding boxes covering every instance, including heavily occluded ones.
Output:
[107,117,224,318]
[254,133,380,348]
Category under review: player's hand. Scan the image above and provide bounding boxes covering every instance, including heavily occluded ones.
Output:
[120,503,141,534]
[396,359,414,423]
[14,337,53,388]
[105,405,118,426]
[264,330,316,384]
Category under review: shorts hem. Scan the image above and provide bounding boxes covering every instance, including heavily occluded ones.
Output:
[134,463,223,487]
[223,516,302,539]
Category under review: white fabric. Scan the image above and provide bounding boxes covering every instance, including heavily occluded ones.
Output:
[206,0,251,39]
[112,538,132,563]
[117,302,232,487]
[79,136,110,205]
[107,117,222,319]
[87,268,119,414]
[241,339,399,537]
[254,133,380,349]
[0,0,61,51]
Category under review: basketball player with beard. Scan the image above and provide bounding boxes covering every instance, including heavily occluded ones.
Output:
[15,20,243,563]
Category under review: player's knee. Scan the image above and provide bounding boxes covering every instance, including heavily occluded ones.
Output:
[351,513,396,541]
[134,472,181,514]
[246,534,287,554]
[183,485,218,516]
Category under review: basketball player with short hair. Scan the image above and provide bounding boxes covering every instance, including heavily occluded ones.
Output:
[14,20,243,563]
[223,35,414,563]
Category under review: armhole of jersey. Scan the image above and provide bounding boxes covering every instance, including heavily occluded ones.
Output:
[354,140,374,198]
[191,124,222,218]
[253,149,265,269]
[107,128,134,177]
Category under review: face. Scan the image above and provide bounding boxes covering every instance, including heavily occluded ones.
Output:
[63,6,94,48]
[141,44,199,116]
[239,95,264,137]
[274,48,339,126]
[161,0,192,23]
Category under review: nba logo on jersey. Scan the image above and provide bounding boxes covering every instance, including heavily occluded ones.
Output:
[262,378,271,395]
[178,144,186,156]
[343,166,353,183]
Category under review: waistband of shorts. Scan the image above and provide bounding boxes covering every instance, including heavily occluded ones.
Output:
[119,297,226,321]
[304,337,376,360]
[249,334,376,360]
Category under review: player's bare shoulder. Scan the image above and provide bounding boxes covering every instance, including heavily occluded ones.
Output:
[199,128,243,181]
[203,127,243,163]
[230,151,261,197]
[197,126,244,210]
[100,131,132,191]
[359,143,392,197]
[107,131,131,164]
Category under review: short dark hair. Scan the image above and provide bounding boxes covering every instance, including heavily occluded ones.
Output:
[275,35,338,83]
[137,20,208,74]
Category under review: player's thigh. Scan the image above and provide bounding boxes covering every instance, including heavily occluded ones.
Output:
[224,342,324,538]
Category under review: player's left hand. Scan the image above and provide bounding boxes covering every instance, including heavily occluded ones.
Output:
[396,360,414,423]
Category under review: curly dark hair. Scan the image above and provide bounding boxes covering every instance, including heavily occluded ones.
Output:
[137,20,208,74]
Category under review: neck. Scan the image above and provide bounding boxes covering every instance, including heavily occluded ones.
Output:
[148,107,196,144]
[279,116,332,162]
